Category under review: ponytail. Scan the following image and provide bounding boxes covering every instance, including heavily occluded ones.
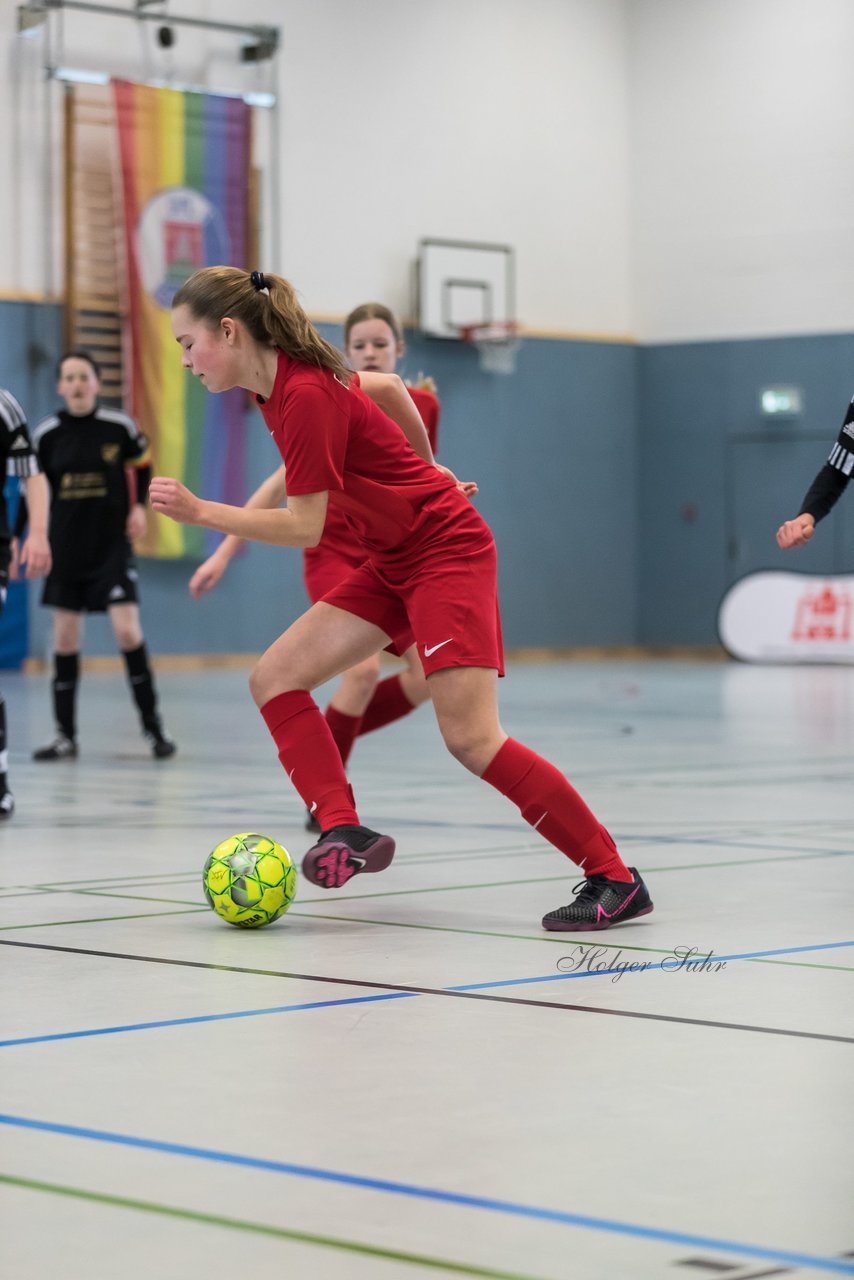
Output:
[172,267,352,384]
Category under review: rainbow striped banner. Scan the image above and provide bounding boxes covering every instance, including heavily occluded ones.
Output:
[113,80,252,557]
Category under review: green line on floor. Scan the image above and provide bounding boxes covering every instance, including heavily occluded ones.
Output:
[0,1173,553,1280]
[0,908,208,932]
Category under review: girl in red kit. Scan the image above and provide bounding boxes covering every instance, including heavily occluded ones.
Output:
[189,302,436,830]
[151,267,653,932]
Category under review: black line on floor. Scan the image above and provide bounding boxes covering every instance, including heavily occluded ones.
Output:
[2,938,852,1045]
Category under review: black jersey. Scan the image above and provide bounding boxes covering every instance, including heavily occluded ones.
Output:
[32,406,149,574]
[0,388,40,558]
[800,397,854,522]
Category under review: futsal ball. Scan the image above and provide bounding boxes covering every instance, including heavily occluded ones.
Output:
[203,833,297,928]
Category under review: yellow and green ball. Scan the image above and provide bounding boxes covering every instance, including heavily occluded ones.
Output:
[203,833,297,928]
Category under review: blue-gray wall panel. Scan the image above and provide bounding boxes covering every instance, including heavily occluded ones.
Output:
[0,301,64,422]
[637,342,730,644]
[392,330,639,647]
[638,333,854,645]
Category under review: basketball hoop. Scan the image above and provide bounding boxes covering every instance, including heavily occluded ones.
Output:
[459,321,521,375]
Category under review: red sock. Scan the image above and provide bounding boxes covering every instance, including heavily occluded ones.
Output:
[259,690,359,831]
[324,704,362,768]
[481,738,631,881]
[358,675,416,736]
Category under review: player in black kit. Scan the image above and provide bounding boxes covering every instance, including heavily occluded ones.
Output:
[30,352,176,760]
[0,387,52,815]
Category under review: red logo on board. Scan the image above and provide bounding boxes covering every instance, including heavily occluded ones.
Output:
[791,585,852,643]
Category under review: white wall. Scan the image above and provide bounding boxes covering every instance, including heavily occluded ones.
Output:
[628,0,854,342]
[2,0,633,335]
[6,0,854,343]
[271,0,632,335]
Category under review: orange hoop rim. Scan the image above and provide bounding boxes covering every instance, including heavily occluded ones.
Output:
[459,320,520,345]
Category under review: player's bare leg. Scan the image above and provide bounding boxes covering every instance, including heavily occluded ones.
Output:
[52,607,84,654]
[328,653,382,717]
[426,666,508,773]
[250,603,391,705]
[310,642,433,833]
[399,642,431,708]
[108,602,143,650]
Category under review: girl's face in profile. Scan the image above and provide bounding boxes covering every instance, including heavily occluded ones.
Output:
[172,305,240,393]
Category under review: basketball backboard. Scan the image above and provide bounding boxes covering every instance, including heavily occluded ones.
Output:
[416,238,515,339]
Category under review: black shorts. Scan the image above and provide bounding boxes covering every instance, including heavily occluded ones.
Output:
[42,548,140,614]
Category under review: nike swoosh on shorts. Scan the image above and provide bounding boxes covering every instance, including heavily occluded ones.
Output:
[424,639,454,657]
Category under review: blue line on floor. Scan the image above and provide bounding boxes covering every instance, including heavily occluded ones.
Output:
[450,938,854,991]
[0,992,414,1048]
[1,938,852,1049]
[1,1113,852,1275]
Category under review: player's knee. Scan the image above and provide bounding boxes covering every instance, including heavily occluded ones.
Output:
[248,659,274,707]
[403,665,430,706]
[54,621,81,652]
[115,624,142,650]
[440,724,494,775]
[249,652,301,707]
[341,656,380,701]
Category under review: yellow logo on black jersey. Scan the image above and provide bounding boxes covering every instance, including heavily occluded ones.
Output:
[101,443,121,464]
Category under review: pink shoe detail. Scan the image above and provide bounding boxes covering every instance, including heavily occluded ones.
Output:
[302,829,395,890]
[313,846,360,889]
[596,882,640,922]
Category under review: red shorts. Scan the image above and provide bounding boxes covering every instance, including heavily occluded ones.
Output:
[320,541,504,677]
[303,544,366,604]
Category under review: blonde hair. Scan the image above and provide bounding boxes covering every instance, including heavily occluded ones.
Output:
[172,267,352,384]
[343,302,404,348]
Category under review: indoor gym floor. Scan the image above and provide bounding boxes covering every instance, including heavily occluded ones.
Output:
[0,658,852,1280]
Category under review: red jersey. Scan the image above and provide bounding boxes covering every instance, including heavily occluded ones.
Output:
[306,379,440,569]
[407,385,439,455]
[256,353,489,574]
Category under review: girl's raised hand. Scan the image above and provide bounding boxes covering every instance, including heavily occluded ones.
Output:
[189,552,229,599]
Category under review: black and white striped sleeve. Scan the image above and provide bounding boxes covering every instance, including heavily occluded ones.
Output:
[799,398,854,523]
[0,387,40,479]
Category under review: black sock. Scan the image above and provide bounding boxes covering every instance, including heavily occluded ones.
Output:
[0,692,8,793]
[122,643,159,727]
[53,653,80,740]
